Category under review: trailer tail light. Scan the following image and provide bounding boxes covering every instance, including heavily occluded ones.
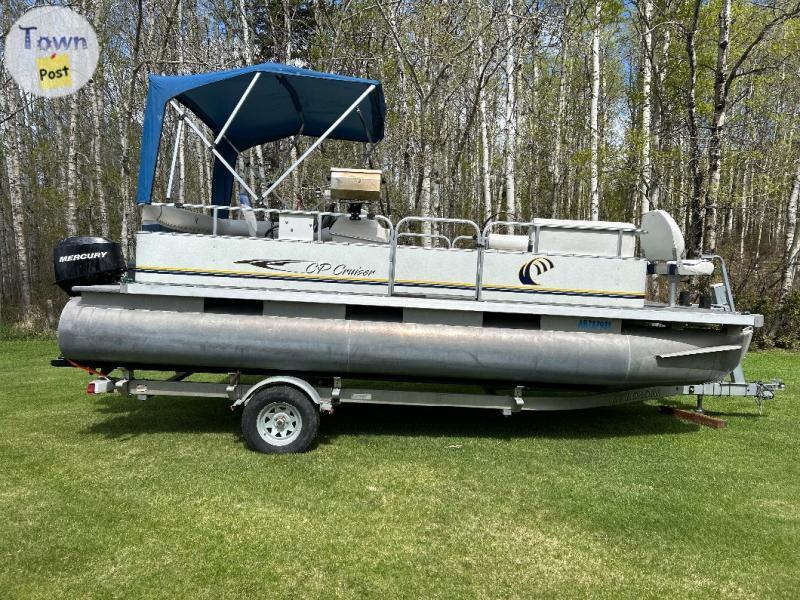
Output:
[87,379,114,394]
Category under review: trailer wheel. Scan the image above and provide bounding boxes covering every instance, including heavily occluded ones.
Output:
[242,385,320,454]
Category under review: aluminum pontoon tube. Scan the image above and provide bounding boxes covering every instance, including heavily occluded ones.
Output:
[58,298,751,388]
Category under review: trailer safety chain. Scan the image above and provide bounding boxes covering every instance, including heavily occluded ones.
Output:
[754,382,766,415]
[751,379,785,415]
[67,358,108,379]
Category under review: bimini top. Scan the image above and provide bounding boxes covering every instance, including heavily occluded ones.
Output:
[136,62,385,204]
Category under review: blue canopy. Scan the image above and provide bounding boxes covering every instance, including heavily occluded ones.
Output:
[136,62,385,205]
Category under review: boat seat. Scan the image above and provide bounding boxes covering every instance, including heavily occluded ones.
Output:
[639,209,714,277]
[141,204,274,237]
[648,259,714,277]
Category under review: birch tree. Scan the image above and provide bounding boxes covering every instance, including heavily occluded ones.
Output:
[684,0,704,256]
[550,5,570,219]
[773,155,800,330]
[589,0,601,221]
[477,27,493,222]
[119,0,146,258]
[90,78,110,238]
[637,0,653,215]
[65,93,80,237]
[649,14,670,211]
[0,85,31,311]
[503,0,518,225]
[703,1,800,252]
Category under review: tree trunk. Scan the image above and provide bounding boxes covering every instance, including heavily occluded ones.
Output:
[236,0,269,200]
[770,155,800,336]
[66,93,80,237]
[477,32,492,223]
[754,181,764,269]
[90,79,110,238]
[638,0,653,216]
[503,0,518,229]
[703,0,732,253]
[177,0,186,203]
[2,89,32,311]
[551,8,569,219]
[119,0,146,258]
[420,147,432,245]
[650,28,670,210]
[196,133,211,203]
[686,0,704,257]
[282,0,301,207]
[589,0,601,221]
[779,157,800,288]
[723,161,736,239]
[739,159,751,262]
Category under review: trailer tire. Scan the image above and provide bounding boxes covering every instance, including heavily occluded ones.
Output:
[242,385,319,454]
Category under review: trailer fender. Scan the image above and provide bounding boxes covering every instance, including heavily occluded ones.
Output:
[234,376,322,410]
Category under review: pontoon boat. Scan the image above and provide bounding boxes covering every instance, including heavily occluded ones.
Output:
[53,63,781,453]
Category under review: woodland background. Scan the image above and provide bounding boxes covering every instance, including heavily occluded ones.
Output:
[2,0,800,346]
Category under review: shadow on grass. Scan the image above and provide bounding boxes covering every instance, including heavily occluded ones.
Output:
[317,402,698,444]
[658,399,764,419]
[83,394,699,445]
[83,396,241,441]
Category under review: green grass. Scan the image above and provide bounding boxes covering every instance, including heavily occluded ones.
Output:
[1,340,798,599]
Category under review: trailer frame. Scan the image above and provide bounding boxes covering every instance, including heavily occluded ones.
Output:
[74,367,784,452]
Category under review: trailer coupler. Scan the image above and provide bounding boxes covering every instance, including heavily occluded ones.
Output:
[677,379,784,414]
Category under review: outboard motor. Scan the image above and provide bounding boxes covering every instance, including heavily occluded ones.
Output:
[53,237,126,296]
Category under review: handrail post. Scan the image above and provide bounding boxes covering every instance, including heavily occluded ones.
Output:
[393,216,481,298]
[475,235,484,301]
[703,254,736,312]
[212,206,219,236]
[388,226,399,296]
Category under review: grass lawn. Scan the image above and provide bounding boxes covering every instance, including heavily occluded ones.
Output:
[0,338,798,599]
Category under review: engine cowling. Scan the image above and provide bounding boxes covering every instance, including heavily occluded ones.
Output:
[53,236,126,295]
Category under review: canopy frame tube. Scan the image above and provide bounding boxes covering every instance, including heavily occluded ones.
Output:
[163,82,375,208]
[166,73,260,203]
[214,73,261,146]
[169,100,258,200]
[260,84,377,201]
[165,116,185,201]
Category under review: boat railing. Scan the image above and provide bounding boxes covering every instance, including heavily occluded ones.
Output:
[389,216,484,299]
[452,235,480,248]
[483,220,641,259]
[702,254,736,311]
[148,204,656,302]
[149,202,394,242]
[396,232,452,248]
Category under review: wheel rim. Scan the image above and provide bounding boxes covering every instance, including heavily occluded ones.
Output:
[255,402,303,446]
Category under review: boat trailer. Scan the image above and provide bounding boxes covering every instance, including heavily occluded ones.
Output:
[76,367,784,452]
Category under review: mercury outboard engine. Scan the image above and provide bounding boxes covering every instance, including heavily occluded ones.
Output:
[53,237,126,296]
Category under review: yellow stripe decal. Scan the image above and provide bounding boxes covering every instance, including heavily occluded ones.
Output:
[136,264,386,284]
[135,265,645,297]
[481,282,646,296]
